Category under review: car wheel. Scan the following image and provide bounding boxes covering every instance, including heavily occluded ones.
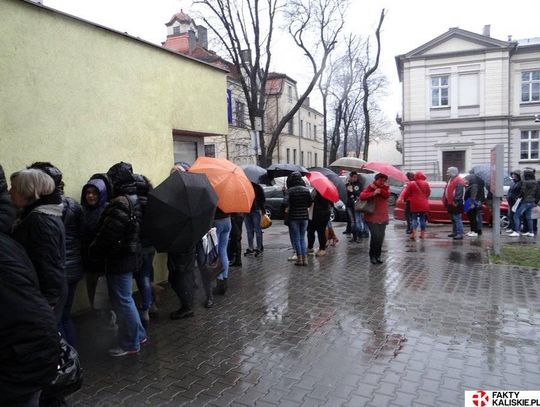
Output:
[500,214,509,230]
[387,193,397,206]
[329,207,336,222]
[264,207,272,219]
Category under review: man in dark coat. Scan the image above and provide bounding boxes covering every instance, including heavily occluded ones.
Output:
[464,172,485,237]
[0,168,60,407]
[91,162,147,357]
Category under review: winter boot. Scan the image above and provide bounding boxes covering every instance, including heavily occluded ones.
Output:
[409,230,416,240]
[213,278,227,295]
[294,255,303,266]
[302,255,308,266]
[420,230,426,239]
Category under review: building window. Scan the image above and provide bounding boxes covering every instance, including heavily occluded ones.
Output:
[301,151,304,166]
[521,71,540,103]
[235,101,245,127]
[288,119,294,135]
[286,148,290,163]
[173,26,180,35]
[314,125,317,141]
[234,143,248,160]
[300,120,303,137]
[204,144,216,158]
[307,152,312,167]
[308,123,312,138]
[458,73,478,106]
[520,130,539,160]
[288,85,293,102]
[293,149,297,164]
[314,153,318,167]
[431,75,449,107]
[174,140,198,164]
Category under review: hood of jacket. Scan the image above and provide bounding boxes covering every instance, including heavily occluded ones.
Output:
[523,169,536,181]
[81,178,108,208]
[414,171,427,181]
[107,162,136,197]
[286,172,305,188]
[510,170,521,181]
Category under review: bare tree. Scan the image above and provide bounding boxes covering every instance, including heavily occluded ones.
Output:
[317,57,336,167]
[362,8,385,161]
[194,0,278,166]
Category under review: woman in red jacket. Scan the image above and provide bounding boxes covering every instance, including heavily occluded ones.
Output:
[359,173,390,264]
[401,171,431,240]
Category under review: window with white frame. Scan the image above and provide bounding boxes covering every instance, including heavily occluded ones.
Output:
[458,73,478,106]
[520,130,539,160]
[431,75,449,107]
[313,125,317,141]
[288,119,294,135]
[521,71,540,102]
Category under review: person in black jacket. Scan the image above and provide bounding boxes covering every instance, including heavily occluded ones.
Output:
[0,190,60,407]
[0,165,16,233]
[10,169,67,324]
[307,191,332,257]
[243,182,265,257]
[509,168,539,237]
[464,173,485,237]
[286,172,313,266]
[90,162,147,357]
[28,162,84,347]
[345,172,366,242]
[506,171,522,232]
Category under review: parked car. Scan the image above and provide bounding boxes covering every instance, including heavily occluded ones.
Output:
[262,179,347,221]
[394,181,509,226]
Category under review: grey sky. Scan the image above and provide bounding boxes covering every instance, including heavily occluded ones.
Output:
[44,0,540,138]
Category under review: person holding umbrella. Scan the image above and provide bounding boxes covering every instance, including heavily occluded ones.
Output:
[464,172,485,237]
[307,191,333,257]
[359,173,391,264]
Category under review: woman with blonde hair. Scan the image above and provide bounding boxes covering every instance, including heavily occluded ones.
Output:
[10,168,67,323]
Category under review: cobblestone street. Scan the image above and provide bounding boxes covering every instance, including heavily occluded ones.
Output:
[69,221,540,407]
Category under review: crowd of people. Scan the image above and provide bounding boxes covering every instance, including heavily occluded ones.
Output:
[1,158,538,406]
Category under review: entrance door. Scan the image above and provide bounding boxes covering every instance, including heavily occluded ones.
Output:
[442,150,466,174]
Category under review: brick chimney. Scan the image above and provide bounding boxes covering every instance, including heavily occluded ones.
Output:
[188,29,196,53]
[482,24,491,37]
[197,25,208,49]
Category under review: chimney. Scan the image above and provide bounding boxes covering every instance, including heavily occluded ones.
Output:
[188,29,196,53]
[482,24,491,37]
[197,25,208,49]
[508,35,513,42]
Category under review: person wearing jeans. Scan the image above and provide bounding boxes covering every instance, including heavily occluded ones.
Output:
[213,211,232,294]
[443,167,465,240]
[509,168,539,237]
[285,172,313,266]
[244,183,265,257]
[135,250,154,326]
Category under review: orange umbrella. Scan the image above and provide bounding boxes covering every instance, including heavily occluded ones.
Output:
[189,157,255,213]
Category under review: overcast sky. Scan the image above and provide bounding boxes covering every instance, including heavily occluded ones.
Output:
[44,0,540,138]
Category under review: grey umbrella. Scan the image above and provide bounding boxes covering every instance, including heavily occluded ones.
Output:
[329,157,367,171]
[241,164,270,184]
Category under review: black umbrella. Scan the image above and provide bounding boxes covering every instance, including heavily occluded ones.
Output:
[266,163,309,179]
[143,171,218,253]
[241,164,270,185]
[308,167,347,203]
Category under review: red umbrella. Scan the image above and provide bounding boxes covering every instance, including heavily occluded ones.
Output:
[306,171,339,203]
[361,162,408,183]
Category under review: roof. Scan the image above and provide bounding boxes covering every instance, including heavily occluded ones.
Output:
[517,37,540,46]
[19,0,227,74]
[395,27,516,81]
[165,10,192,26]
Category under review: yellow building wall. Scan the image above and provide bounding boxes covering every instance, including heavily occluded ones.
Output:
[0,0,228,310]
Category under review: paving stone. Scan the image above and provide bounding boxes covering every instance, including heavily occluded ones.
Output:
[65,223,540,406]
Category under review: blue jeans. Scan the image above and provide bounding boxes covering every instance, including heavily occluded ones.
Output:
[411,212,427,231]
[134,251,154,311]
[214,217,232,280]
[107,272,147,351]
[451,212,464,236]
[289,219,308,256]
[346,207,365,239]
[514,202,535,233]
[59,281,79,346]
[244,210,262,250]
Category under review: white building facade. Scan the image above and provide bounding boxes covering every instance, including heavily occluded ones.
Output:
[396,27,540,179]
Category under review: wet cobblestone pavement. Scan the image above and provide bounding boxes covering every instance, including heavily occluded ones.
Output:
[69,222,540,406]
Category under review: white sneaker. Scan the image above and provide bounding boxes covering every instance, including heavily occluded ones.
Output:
[506,229,516,234]
[508,231,520,237]
[523,232,535,237]
[287,254,297,261]
[466,232,478,237]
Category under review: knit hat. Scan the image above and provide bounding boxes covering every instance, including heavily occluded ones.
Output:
[446,167,459,177]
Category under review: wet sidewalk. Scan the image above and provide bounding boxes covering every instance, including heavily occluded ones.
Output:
[68,222,540,407]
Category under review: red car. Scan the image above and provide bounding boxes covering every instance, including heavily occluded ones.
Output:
[394,182,509,226]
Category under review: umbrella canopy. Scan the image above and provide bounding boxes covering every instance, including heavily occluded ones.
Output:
[308,167,347,202]
[241,164,270,185]
[266,163,308,179]
[190,157,255,213]
[143,171,218,253]
[470,164,491,184]
[306,171,339,203]
[329,157,367,171]
[361,162,408,183]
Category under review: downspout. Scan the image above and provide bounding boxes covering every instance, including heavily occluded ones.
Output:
[276,95,280,162]
[507,43,517,173]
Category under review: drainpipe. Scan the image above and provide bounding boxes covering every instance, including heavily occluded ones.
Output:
[507,43,517,173]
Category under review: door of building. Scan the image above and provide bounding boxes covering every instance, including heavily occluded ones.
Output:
[442,150,466,174]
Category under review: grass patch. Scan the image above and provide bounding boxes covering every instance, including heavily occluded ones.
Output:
[491,245,540,269]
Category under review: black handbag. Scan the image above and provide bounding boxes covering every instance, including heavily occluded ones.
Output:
[354,198,375,214]
[197,231,223,279]
[42,336,83,398]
